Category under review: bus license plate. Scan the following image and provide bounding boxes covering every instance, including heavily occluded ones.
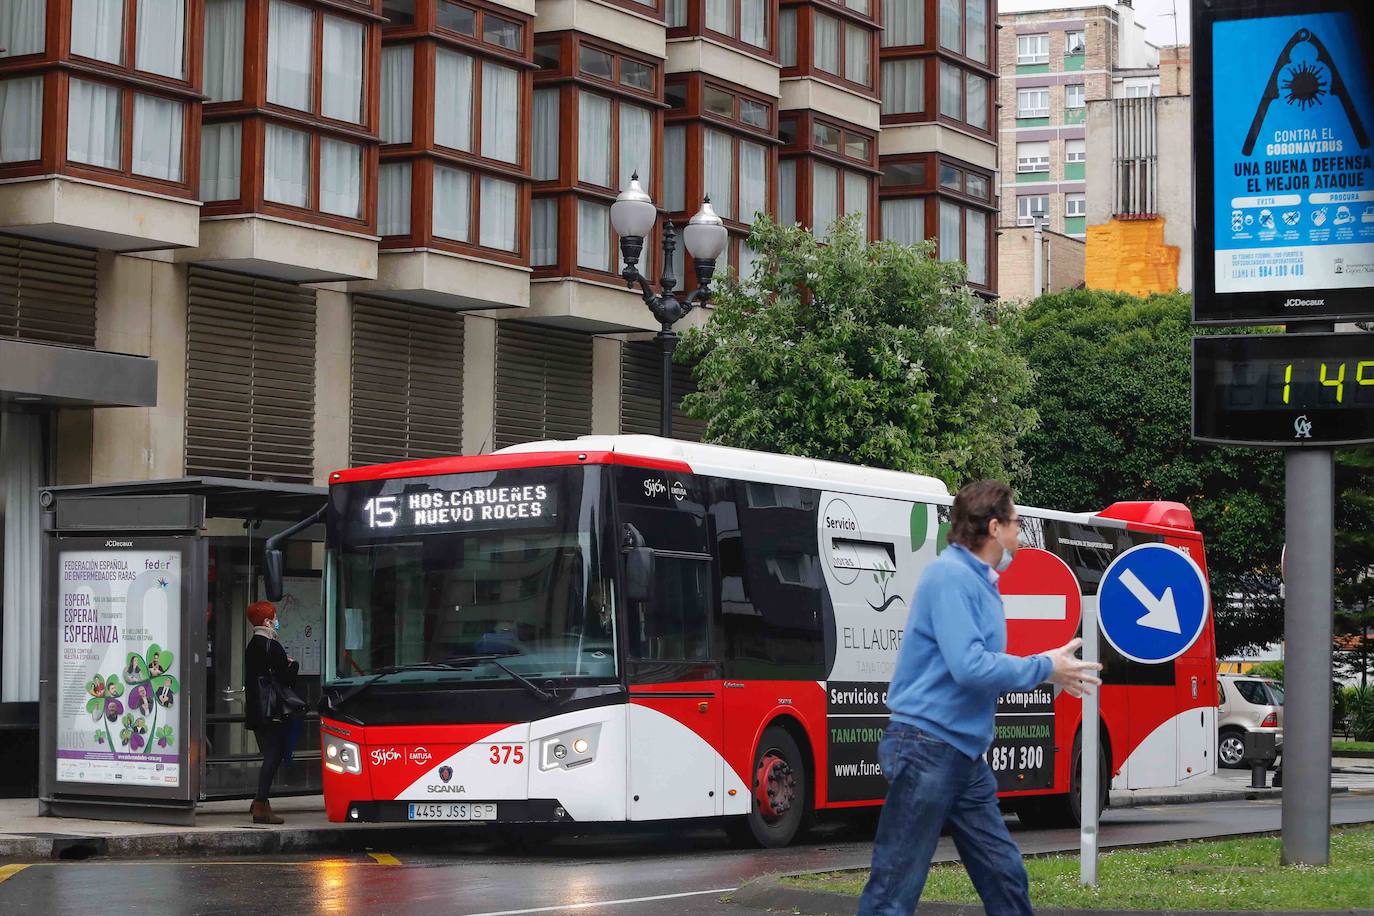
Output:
[407,803,497,821]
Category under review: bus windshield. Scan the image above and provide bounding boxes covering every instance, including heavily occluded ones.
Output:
[326,466,617,686]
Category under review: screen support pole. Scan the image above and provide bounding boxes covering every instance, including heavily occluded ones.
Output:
[1283,445,1334,865]
[1282,320,1335,866]
[1080,595,1099,886]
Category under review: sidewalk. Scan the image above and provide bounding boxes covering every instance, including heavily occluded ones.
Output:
[0,796,456,860]
[3,773,1364,861]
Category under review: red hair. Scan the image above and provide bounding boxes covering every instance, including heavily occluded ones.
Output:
[246,600,276,627]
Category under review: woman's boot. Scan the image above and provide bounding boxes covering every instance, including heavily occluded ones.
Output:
[251,800,285,824]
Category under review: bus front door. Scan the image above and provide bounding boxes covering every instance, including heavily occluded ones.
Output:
[625,551,724,820]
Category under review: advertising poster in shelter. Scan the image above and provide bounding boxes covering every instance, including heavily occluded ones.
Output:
[56,550,183,788]
[1212,10,1374,294]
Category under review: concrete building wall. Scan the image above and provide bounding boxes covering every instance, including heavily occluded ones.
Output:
[998,227,1086,302]
[1084,94,1192,296]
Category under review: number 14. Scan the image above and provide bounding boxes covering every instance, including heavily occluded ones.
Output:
[1283,361,1374,404]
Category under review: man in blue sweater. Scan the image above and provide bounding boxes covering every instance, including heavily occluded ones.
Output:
[859,480,1102,916]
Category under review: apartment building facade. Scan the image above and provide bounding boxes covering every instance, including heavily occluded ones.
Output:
[0,0,997,794]
[996,0,1158,251]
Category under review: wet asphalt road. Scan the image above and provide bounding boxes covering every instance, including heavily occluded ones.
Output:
[2,794,1372,916]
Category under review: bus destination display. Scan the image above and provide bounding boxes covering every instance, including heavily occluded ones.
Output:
[360,483,557,533]
[1193,332,1374,445]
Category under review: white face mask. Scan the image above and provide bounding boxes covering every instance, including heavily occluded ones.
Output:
[996,547,1015,573]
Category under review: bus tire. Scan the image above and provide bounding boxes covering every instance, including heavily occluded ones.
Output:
[727,725,807,848]
[1016,733,1107,829]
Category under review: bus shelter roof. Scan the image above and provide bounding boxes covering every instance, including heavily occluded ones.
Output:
[42,477,325,522]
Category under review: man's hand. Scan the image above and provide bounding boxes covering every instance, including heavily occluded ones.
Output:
[1044,638,1103,698]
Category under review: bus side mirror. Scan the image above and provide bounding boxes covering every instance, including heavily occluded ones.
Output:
[625,548,655,604]
[264,549,285,602]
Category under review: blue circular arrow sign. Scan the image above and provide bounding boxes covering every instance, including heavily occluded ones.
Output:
[1098,543,1210,665]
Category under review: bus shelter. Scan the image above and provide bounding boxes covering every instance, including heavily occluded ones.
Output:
[39,478,325,824]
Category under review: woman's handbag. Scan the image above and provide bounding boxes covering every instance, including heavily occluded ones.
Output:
[256,673,307,725]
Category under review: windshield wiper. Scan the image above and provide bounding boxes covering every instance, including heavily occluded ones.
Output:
[440,653,555,702]
[323,661,476,721]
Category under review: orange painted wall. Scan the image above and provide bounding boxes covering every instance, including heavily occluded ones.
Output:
[1085,218,1181,296]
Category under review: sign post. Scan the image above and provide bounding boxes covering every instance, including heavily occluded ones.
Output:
[1194,0,1374,866]
[1080,596,1099,887]
[1082,544,1211,886]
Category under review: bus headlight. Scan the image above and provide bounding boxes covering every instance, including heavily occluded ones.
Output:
[324,735,362,774]
[540,724,600,771]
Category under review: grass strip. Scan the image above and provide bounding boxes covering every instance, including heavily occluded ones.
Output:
[1333,740,1374,753]
[785,825,1374,910]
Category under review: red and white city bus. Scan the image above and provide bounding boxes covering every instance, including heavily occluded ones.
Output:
[304,436,1217,846]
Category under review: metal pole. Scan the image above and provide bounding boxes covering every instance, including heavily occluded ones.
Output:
[1282,447,1334,866]
[1032,215,1045,298]
[1080,595,1100,886]
[658,328,675,439]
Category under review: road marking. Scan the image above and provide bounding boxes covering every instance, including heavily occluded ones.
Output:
[368,852,401,865]
[0,865,30,884]
[460,887,740,916]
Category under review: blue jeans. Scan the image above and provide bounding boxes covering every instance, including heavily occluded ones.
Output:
[858,723,1034,916]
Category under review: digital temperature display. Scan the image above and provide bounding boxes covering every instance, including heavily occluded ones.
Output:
[1193,333,1374,445]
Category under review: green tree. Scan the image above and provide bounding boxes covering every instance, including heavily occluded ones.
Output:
[1336,448,1374,688]
[1015,289,1286,658]
[678,217,1035,488]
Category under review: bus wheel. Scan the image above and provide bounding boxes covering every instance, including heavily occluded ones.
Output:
[728,726,807,848]
[1016,735,1107,829]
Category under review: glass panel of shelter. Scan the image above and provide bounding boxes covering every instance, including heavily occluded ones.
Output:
[203,520,324,798]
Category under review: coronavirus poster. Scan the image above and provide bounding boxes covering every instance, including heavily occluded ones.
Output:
[56,550,183,788]
[1212,11,1374,294]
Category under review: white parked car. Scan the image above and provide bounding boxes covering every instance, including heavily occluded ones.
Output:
[1217,674,1283,768]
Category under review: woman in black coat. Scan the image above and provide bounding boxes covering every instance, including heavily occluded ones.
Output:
[244,599,299,824]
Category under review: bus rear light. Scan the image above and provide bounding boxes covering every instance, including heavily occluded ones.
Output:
[1261,713,1278,728]
[325,735,362,774]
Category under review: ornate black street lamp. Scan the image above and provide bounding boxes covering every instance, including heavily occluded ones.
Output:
[611,174,729,438]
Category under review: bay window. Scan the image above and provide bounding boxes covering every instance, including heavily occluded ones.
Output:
[881,197,924,245]
[68,79,122,170]
[432,164,471,241]
[0,0,46,58]
[378,161,411,235]
[132,93,184,180]
[880,153,995,291]
[479,176,517,251]
[578,92,612,186]
[264,123,310,206]
[936,62,988,131]
[136,0,186,78]
[939,0,988,63]
[533,88,560,180]
[881,59,922,115]
[322,16,365,123]
[881,0,921,47]
[200,122,241,200]
[533,34,661,280]
[0,77,43,162]
[673,0,771,51]
[381,45,414,143]
[204,0,245,102]
[531,197,557,266]
[320,137,362,218]
[71,0,125,65]
[267,1,313,110]
[577,199,611,272]
[780,113,876,242]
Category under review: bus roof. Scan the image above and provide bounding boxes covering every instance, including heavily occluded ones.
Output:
[496,435,952,499]
[331,436,1197,534]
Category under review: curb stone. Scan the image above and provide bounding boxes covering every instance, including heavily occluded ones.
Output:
[727,874,1374,916]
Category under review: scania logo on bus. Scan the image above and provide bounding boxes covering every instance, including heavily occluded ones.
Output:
[438,766,453,783]
[370,748,403,766]
[427,784,466,794]
[409,747,433,766]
